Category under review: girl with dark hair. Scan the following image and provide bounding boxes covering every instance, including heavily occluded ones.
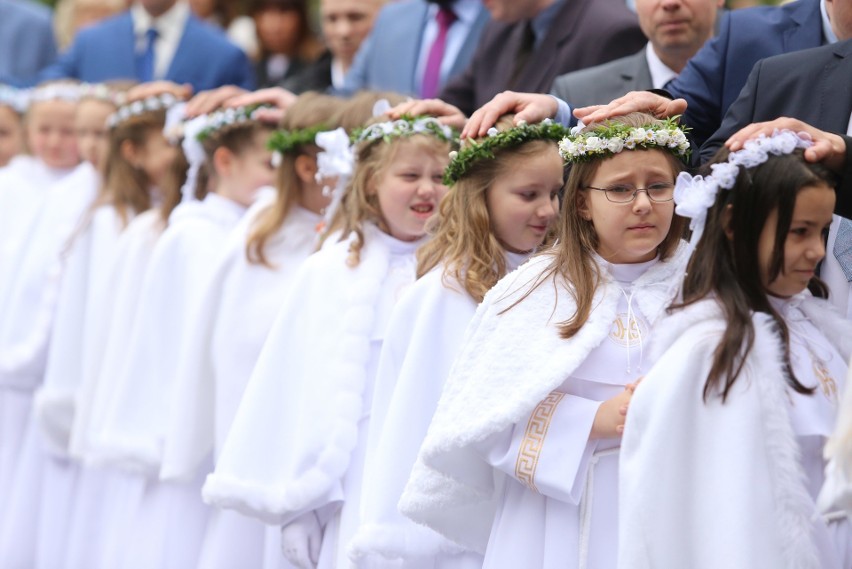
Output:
[400,112,690,569]
[618,132,852,569]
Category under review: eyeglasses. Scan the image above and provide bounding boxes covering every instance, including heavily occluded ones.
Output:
[585,182,675,203]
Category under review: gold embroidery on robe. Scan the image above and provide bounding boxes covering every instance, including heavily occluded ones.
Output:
[516,391,565,493]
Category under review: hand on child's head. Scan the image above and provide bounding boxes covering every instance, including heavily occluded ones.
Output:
[387,99,467,130]
[126,81,192,104]
[726,118,847,173]
[26,99,79,170]
[185,85,249,118]
[463,91,556,139]
[573,91,686,126]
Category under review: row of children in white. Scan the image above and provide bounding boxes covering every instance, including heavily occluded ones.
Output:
[0,83,850,569]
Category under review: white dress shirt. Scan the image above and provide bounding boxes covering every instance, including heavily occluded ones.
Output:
[131,1,191,80]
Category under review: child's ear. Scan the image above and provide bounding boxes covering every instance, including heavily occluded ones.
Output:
[576,190,592,221]
[212,146,235,177]
[721,204,734,240]
[294,153,317,185]
[120,139,141,168]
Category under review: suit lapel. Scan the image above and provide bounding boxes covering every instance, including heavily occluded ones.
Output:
[782,0,824,52]
[450,7,490,78]
[400,3,430,92]
[626,49,651,91]
[111,13,137,80]
[515,0,582,92]
[165,16,196,83]
[818,42,852,132]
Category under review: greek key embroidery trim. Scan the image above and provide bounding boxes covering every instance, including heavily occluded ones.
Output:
[515,391,565,493]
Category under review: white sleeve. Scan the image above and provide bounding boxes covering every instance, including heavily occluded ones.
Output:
[472,390,602,504]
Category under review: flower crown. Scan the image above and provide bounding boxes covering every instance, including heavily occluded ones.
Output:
[443,118,569,185]
[558,116,690,163]
[107,93,179,128]
[195,105,268,142]
[674,129,812,252]
[28,83,83,104]
[350,114,457,146]
[267,123,327,155]
[0,85,27,113]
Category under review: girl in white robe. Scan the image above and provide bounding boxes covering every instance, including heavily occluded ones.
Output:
[350,116,567,569]
[0,94,181,569]
[159,93,342,569]
[0,85,25,168]
[202,114,455,569]
[400,113,692,569]
[0,84,80,523]
[94,106,276,569]
[617,136,852,568]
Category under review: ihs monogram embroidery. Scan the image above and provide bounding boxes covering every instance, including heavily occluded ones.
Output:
[810,353,838,401]
[608,312,648,347]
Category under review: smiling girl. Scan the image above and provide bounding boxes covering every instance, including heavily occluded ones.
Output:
[400,112,690,569]
[202,112,454,569]
[618,133,852,569]
[351,116,566,569]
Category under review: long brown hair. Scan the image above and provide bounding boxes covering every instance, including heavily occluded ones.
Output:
[507,113,687,339]
[676,148,836,401]
[416,115,560,302]
[96,109,167,225]
[245,92,341,266]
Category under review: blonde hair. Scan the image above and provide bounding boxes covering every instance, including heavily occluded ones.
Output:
[510,112,687,339]
[417,115,559,302]
[245,92,342,266]
[337,130,451,267]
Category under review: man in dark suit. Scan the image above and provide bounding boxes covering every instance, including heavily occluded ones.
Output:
[439,0,647,116]
[39,0,254,92]
[702,40,852,207]
[278,0,383,93]
[550,0,722,109]
[0,0,57,85]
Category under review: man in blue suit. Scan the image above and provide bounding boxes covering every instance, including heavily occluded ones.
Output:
[0,0,57,85]
[39,0,254,92]
[341,0,489,98]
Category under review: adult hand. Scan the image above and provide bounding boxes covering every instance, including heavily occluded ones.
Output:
[224,87,298,124]
[280,511,322,569]
[125,80,192,103]
[725,117,847,173]
[463,91,557,139]
[387,99,467,129]
[574,91,687,126]
[184,85,249,117]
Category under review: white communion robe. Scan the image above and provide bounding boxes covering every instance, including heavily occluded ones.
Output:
[350,252,527,569]
[62,209,167,569]
[400,246,690,569]
[0,203,130,569]
[618,294,852,569]
[160,205,322,569]
[0,160,95,524]
[96,193,247,569]
[203,223,424,569]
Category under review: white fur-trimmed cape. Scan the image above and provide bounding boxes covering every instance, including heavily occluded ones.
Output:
[617,295,852,569]
[400,244,690,553]
[202,223,417,525]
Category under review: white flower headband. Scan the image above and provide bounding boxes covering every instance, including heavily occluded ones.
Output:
[351,115,456,146]
[106,93,179,128]
[0,85,27,113]
[674,129,812,253]
[28,83,83,104]
[558,117,690,163]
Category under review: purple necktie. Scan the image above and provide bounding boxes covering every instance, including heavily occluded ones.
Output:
[420,7,457,99]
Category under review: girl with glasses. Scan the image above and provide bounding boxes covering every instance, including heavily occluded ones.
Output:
[399,112,689,569]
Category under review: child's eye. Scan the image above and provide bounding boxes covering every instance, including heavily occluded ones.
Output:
[400,173,419,181]
[790,227,808,236]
